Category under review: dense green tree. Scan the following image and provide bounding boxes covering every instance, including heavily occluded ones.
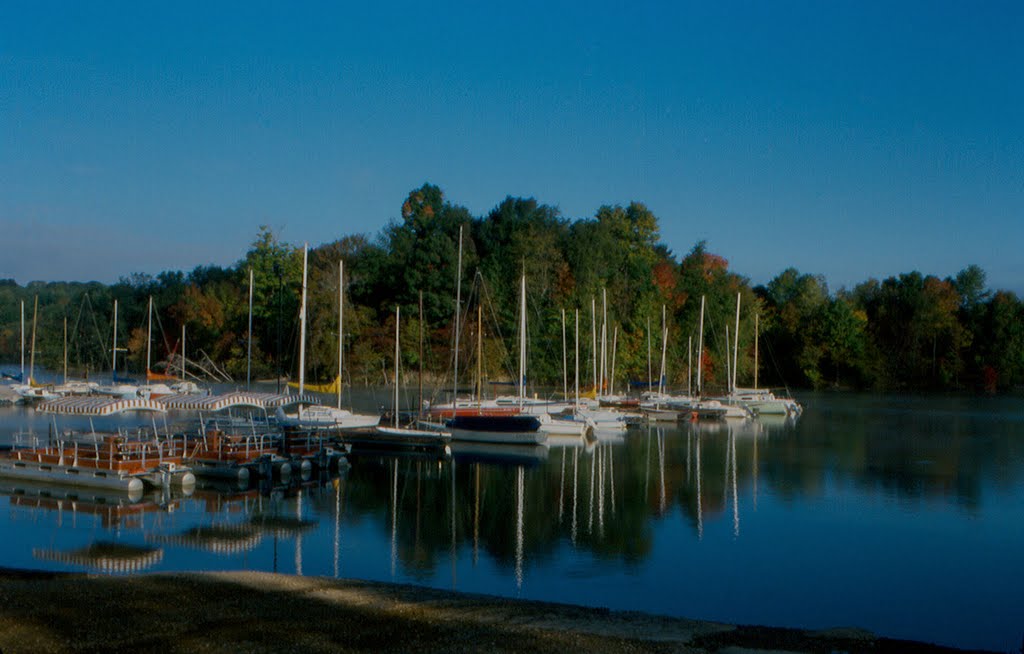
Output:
[384,184,473,324]
[2,186,1022,394]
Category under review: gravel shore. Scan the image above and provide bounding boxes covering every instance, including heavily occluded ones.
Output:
[0,569,998,653]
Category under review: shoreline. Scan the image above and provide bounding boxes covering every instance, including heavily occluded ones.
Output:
[0,569,997,653]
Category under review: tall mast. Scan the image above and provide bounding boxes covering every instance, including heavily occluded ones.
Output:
[696,295,705,396]
[338,260,344,409]
[452,226,463,417]
[518,272,527,405]
[418,290,424,416]
[754,313,760,389]
[476,304,483,408]
[111,299,118,378]
[146,296,153,376]
[247,267,254,390]
[297,243,308,396]
[658,305,667,396]
[561,309,567,400]
[590,297,597,392]
[28,297,37,384]
[574,309,580,409]
[63,316,68,384]
[19,300,24,379]
[732,292,741,394]
[687,335,693,397]
[394,305,400,428]
[725,325,731,395]
[610,326,618,397]
[599,288,607,395]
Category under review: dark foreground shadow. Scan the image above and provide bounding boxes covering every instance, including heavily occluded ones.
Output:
[0,569,999,654]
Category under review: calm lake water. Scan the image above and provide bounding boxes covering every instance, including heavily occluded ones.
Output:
[1,389,1022,651]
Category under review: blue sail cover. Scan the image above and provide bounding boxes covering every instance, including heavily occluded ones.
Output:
[629,379,663,389]
[446,414,542,432]
[1,371,23,382]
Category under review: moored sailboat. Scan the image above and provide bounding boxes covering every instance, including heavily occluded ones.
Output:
[446,274,547,444]
[375,305,452,444]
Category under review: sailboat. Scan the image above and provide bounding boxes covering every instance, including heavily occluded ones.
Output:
[12,297,63,402]
[425,230,528,419]
[690,295,750,420]
[51,313,98,397]
[444,274,549,443]
[641,305,684,421]
[552,308,626,435]
[137,297,201,398]
[278,257,380,430]
[143,296,186,385]
[94,300,142,399]
[729,309,802,416]
[375,305,452,442]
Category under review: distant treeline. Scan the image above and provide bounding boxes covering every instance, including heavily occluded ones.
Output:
[2,183,1022,393]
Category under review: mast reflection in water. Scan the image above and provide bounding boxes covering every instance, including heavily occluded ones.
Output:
[1,392,1023,651]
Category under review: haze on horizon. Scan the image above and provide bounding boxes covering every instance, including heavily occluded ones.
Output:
[2,2,1022,293]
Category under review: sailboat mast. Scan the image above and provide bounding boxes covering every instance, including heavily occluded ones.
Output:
[344,259,348,409]
[111,299,118,378]
[518,273,526,405]
[476,304,482,408]
[696,295,705,396]
[732,292,741,394]
[63,316,68,384]
[418,290,424,416]
[599,288,607,395]
[590,297,597,392]
[561,309,567,400]
[394,305,400,428]
[610,326,618,397]
[688,336,692,397]
[20,300,24,379]
[28,297,37,384]
[247,267,254,390]
[725,325,731,395]
[754,313,760,389]
[146,296,153,375]
[298,244,308,396]
[574,309,580,408]
[452,226,463,417]
[658,305,667,396]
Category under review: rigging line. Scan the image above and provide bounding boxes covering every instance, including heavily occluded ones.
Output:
[70,293,90,368]
[151,305,177,358]
[760,332,793,394]
[478,271,519,385]
[84,293,108,368]
[453,273,485,388]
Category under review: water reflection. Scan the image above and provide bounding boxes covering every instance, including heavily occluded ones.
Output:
[35,542,164,573]
[1,393,1024,650]
[3,404,1012,565]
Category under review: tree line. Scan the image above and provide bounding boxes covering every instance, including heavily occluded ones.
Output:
[2,183,1022,394]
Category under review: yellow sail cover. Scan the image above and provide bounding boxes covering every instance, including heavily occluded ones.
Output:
[288,376,341,394]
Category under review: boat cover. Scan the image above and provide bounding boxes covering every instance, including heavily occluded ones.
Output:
[36,396,167,415]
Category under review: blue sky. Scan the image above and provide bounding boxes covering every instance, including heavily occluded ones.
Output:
[2,1,1022,292]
